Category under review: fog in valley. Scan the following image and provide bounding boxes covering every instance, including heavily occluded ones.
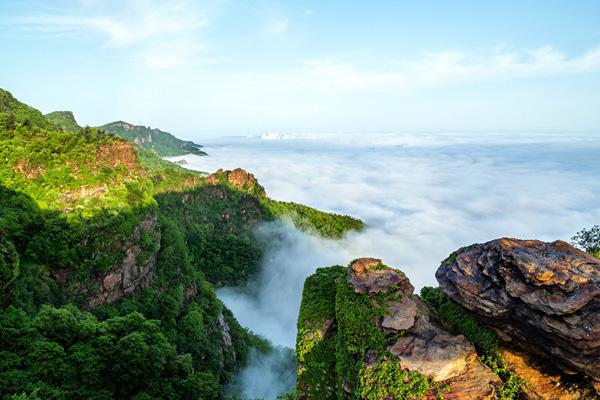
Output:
[171,132,600,398]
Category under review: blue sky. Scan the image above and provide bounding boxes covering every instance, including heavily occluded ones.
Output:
[1,0,599,137]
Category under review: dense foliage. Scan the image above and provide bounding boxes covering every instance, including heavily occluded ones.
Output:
[262,200,364,240]
[99,121,207,157]
[572,225,600,258]
[0,88,363,399]
[0,306,227,400]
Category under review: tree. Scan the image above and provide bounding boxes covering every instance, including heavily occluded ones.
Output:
[572,225,600,258]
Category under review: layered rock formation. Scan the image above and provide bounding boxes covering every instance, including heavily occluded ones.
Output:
[436,238,600,391]
[297,258,502,400]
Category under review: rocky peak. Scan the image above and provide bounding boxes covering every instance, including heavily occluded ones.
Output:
[436,238,600,392]
[205,168,266,197]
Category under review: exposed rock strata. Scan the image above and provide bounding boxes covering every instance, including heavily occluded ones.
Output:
[348,257,414,295]
[436,238,600,389]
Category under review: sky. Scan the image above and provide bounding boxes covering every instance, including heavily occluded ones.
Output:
[1,0,600,136]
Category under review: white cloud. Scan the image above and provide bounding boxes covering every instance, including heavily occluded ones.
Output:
[290,46,600,91]
[175,132,600,349]
[15,0,211,69]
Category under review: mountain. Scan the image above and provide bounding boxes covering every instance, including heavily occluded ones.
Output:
[99,120,207,157]
[45,110,81,132]
[297,244,599,400]
[0,88,362,399]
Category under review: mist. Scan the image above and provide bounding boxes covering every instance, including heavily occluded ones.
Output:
[227,347,296,400]
[169,132,600,398]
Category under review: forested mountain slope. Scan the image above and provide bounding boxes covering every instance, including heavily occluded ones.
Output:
[0,88,362,399]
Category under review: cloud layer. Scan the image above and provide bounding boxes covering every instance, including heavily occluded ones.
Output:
[174,132,600,350]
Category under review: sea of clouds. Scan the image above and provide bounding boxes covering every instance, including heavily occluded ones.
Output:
[168,132,600,398]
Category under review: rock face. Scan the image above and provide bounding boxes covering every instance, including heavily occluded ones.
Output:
[52,214,160,309]
[95,142,141,172]
[436,238,600,389]
[86,214,160,309]
[297,259,501,400]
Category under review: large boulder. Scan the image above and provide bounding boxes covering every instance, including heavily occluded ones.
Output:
[436,238,600,389]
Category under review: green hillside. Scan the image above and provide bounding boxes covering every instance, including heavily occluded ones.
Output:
[45,111,81,132]
[0,88,362,399]
[99,121,207,157]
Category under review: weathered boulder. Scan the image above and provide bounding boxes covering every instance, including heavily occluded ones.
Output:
[348,257,414,295]
[436,238,600,388]
[381,297,417,331]
[387,300,477,382]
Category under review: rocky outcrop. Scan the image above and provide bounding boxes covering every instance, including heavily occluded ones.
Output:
[348,257,414,295]
[347,259,501,397]
[297,259,502,400]
[86,214,159,309]
[205,168,266,197]
[436,238,600,390]
[52,214,160,309]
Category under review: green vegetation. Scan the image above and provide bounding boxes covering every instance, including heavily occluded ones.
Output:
[263,200,364,240]
[572,225,600,258]
[0,305,230,400]
[0,88,363,398]
[297,264,434,400]
[296,266,346,400]
[0,89,51,130]
[45,111,80,132]
[420,287,525,400]
[99,121,207,157]
[356,360,429,400]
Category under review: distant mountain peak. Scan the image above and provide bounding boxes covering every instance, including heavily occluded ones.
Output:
[99,120,207,157]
